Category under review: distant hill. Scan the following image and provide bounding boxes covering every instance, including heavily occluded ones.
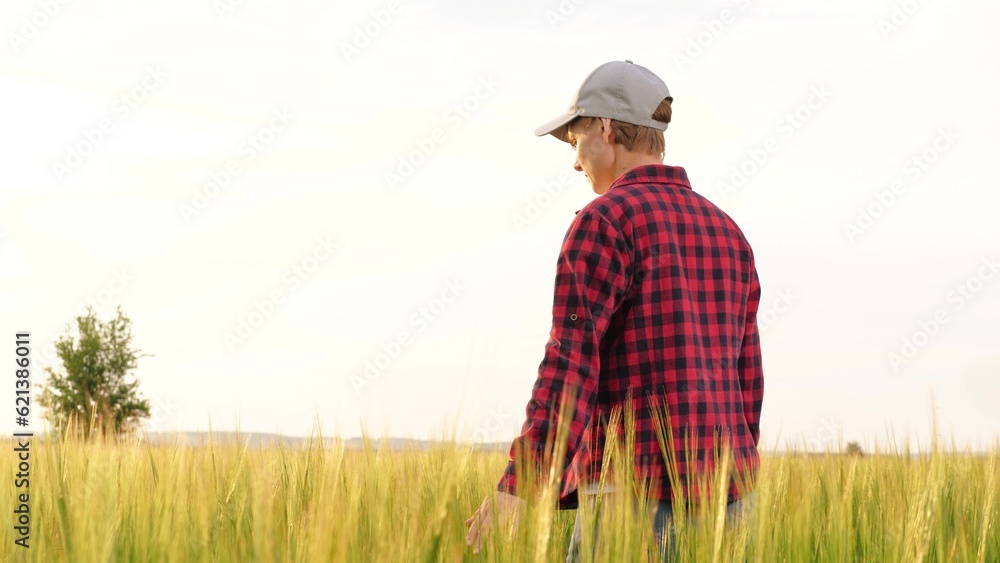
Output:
[7,432,988,456]
[137,431,511,452]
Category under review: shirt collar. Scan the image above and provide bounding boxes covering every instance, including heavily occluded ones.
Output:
[573,164,693,215]
[608,164,691,192]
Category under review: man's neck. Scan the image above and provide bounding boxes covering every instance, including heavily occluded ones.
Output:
[611,154,663,182]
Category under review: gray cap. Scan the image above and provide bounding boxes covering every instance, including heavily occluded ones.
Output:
[534,60,672,144]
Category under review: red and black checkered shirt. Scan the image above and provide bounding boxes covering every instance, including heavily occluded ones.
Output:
[497,164,763,509]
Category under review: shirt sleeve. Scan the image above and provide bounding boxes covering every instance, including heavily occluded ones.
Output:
[497,210,633,499]
[738,267,764,446]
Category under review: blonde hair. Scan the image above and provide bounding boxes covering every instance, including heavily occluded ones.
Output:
[609,97,673,157]
[572,97,673,157]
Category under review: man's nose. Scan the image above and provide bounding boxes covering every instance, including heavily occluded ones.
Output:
[573,160,582,172]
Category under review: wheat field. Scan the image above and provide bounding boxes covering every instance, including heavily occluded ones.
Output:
[0,431,997,562]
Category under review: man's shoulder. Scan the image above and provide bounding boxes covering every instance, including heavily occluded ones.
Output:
[580,166,713,222]
[579,166,754,250]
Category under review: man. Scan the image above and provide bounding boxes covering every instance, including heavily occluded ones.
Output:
[465,60,764,560]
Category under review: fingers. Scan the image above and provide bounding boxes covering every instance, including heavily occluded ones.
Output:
[466,503,493,554]
[466,514,488,554]
[465,519,478,551]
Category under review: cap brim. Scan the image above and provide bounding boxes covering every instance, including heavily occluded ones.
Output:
[533,110,583,143]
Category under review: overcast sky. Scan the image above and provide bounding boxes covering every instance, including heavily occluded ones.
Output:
[2,0,998,452]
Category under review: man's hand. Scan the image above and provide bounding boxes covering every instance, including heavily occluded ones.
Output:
[464,491,526,554]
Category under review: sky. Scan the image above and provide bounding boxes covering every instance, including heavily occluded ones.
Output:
[2,0,998,452]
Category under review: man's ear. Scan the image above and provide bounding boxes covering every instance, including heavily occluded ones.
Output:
[600,118,614,144]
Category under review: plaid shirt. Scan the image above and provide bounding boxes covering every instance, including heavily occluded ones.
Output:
[497,165,763,510]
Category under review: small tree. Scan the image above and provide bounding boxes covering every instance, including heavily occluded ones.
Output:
[845,441,864,457]
[38,305,151,439]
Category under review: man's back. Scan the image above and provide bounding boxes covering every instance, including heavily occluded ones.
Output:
[567,163,763,506]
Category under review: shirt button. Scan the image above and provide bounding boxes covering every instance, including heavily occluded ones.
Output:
[570,314,578,321]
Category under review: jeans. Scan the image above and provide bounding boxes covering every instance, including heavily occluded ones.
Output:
[565,491,756,563]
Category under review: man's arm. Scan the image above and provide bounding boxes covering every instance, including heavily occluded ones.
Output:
[497,210,632,499]
[738,266,764,446]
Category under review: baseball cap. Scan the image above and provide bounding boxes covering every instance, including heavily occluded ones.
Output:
[534,60,672,144]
